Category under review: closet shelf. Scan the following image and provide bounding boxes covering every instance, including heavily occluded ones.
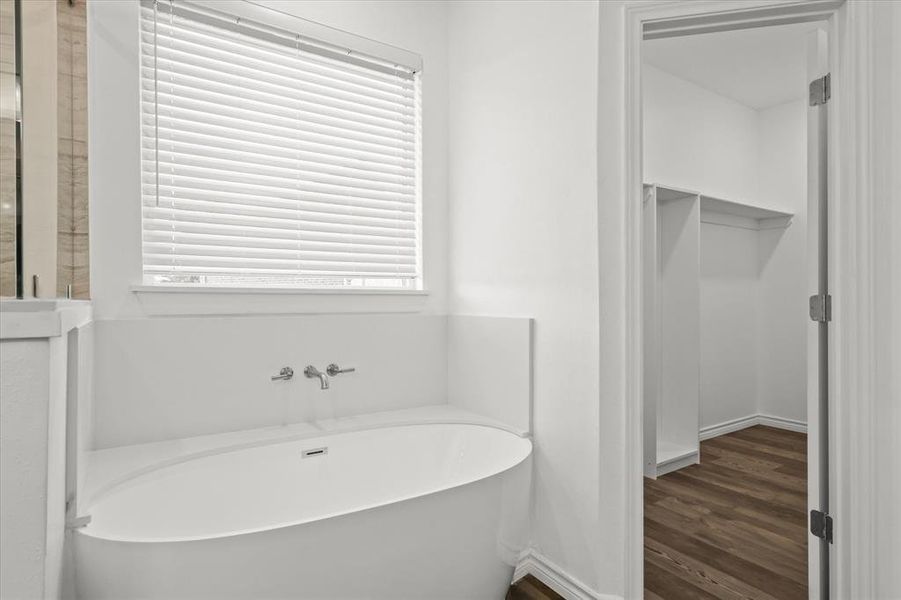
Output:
[699,195,792,220]
[647,183,793,230]
[652,184,698,203]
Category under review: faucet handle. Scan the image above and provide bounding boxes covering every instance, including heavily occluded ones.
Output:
[271,366,294,381]
[326,363,355,376]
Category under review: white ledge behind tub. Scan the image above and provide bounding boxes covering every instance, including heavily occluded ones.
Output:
[81,405,527,507]
[447,315,533,435]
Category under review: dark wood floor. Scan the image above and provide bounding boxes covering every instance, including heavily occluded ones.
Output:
[645,425,808,599]
[507,426,807,600]
[507,574,562,600]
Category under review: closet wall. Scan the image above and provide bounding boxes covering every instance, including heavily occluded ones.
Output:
[757,101,808,424]
[643,65,759,203]
[643,65,807,433]
[700,223,759,429]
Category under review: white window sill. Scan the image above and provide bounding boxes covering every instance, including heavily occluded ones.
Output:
[131,285,429,316]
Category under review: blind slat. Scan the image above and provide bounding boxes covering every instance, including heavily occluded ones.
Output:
[143,207,416,236]
[142,174,415,212]
[143,106,414,163]
[141,140,414,185]
[141,1,421,288]
[143,219,416,245]
[144,187,415,216]
[140,62,416,131]
[143,244,414,264]
[144,118,416,170]
[144,258,415,276]
[144,92,415,154]
[144,200,416,231]
[141,37,416,105]
[143,194,417,220]
[143,231,415,252]
[140,11,415,91]
[145,160,415,203]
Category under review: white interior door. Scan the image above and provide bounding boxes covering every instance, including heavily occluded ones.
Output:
[642,185,658,479]
[806,26,830,600]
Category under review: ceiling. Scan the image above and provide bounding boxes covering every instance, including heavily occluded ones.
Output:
[642,22,825,111]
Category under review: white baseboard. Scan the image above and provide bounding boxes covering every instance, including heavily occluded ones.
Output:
[699,415,759,440]
[757,414,807,433]
[700,413,807,441]
[656,450,699,477]
[513,550,621,600]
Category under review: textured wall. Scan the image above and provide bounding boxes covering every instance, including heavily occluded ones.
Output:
[0,0,90,299]
[57,0,89,298]
[0,0,16,298]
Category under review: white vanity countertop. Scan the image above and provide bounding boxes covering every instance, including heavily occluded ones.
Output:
[0,299,92,339]
[82,404,526,505]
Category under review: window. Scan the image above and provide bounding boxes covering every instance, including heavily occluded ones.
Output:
[139,1,421,290]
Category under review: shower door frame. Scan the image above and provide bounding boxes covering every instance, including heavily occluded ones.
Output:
[620,1,882,598]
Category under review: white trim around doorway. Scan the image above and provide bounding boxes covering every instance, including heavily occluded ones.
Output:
[617,1,886,598]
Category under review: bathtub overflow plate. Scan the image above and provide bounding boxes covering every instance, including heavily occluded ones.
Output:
[302,447,328,459]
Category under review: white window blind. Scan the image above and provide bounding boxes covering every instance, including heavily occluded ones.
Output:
[139,1,422,289]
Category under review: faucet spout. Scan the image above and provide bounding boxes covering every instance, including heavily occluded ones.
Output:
[303,365,330,390]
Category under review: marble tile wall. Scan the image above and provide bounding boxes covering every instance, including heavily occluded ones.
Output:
[0,0,16,298]
[57,0,89,298]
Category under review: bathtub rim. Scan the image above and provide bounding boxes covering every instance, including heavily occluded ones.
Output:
[77,421,532,544]
[83,406,529,506]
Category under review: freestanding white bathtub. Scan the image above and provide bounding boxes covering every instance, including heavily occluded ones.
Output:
[75,423,532,599]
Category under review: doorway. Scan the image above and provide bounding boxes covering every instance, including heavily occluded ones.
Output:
[637,17,830,600]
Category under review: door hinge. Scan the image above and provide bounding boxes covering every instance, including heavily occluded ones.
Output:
[810,73,831,106]
[810,509,833,543]
[809,293,832,322]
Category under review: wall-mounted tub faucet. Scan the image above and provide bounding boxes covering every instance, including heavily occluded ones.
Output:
[304,365,330,390]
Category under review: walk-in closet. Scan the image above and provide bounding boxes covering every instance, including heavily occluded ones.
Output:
[643,185,794,477]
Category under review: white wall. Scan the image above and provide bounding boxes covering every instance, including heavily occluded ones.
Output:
[757,100,807,423]
[447,315,532,435]
[92,315,447,448]
[88,0,449,320]
[643,65,760,205]
[448,0,602,591]
[699,223,759,428]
